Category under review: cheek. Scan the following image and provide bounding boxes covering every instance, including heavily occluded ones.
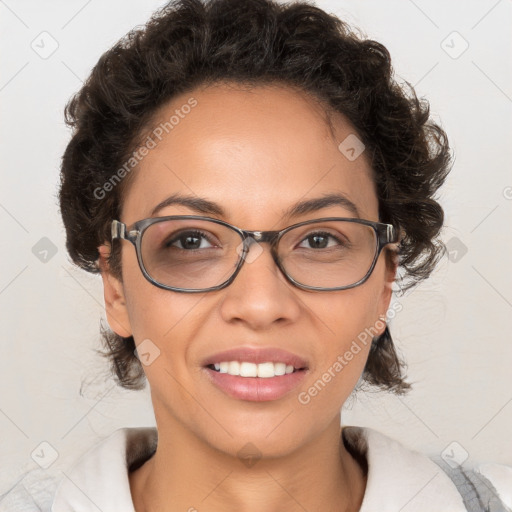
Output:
[299,278,385,405]
[317,278,383,352]
[121,248,199,344]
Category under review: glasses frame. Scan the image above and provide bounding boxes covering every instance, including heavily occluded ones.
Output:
[111,215,398,293]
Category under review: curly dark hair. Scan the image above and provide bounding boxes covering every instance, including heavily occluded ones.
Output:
[58,0,452,394]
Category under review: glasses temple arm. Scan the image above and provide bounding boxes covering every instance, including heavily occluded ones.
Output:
[378,224,399,246]
[111,220,126,241]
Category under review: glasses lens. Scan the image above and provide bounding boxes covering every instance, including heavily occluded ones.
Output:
[140,218,242,290]
[278,220,377,289]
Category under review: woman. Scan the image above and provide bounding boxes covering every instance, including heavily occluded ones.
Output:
[4,0,509,510]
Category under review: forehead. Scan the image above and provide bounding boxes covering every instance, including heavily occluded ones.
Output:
[121,83,378,227]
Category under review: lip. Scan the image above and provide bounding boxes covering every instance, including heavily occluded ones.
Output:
[204,367,308,401]
[201,347,309,369]
[201,346,309,402]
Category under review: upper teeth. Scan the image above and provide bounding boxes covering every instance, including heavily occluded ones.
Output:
[213,361,297,378]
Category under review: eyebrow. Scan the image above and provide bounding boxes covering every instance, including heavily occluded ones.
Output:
[150,192,360,219]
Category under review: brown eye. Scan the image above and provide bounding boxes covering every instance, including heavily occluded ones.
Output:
[163,230,218,250]
[297,231,348,250]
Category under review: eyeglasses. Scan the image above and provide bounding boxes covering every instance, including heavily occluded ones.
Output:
[111,215,398,293]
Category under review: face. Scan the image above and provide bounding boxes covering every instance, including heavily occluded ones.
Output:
[99,82,396,459]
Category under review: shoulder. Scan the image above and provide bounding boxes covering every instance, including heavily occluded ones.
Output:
[51,426,157,511]
[343,426,466,511]
[1,427,157,512]
[0,467,60,512]
[342,426,511,512]
[444,461,512,511]
[474,462,512,507]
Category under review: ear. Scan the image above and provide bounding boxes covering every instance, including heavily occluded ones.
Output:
[376,247,399,335]
[97,244,132,338]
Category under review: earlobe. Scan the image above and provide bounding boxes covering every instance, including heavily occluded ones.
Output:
[97,244,132,338]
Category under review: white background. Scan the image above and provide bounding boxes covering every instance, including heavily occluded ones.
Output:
[1,0,511,492]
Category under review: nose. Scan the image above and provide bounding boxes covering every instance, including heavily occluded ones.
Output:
[218,238,302,329]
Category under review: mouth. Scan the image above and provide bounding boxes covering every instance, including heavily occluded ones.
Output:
[201,347,309,402]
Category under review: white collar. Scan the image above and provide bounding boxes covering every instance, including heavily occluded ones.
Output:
[51,426,465,511]
[342,426,465,511]
[51,427,157,512]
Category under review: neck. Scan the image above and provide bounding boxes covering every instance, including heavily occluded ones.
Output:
[129,416,366,512]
